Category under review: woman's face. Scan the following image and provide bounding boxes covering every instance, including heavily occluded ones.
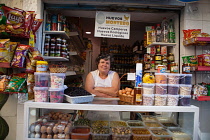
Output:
[98,58,110,73]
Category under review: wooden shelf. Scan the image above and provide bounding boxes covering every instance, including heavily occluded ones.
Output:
[43,56,69,61]
[147,42,176,47]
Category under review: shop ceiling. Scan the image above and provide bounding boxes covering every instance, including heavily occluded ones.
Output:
[43,0,185,23]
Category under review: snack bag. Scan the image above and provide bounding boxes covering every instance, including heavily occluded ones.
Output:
[19,81,28,93]
[143,73,155,83]
[0,4,6,33]
[4,73,27,93]
[28,47,44,66]
[28,83,35,100]
[24,11,35,38]
[31,18,43,34]
[11,44,30,68]
[0,39,10,62]
[9,41,19,62]
[2,6,26,34]
[25,56,36,73]
[0,75,11,91]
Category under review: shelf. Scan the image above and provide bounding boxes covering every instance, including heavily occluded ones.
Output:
[197,66,210,71]
[196,96,210,101]
[69,51,78,55]
[43,56,69,61]
[44,31,70,39]
[147,42,176,47]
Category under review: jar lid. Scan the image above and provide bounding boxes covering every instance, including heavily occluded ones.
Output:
[36,61,48,65]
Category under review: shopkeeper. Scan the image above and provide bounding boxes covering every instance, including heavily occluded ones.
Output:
[85,53,120,98]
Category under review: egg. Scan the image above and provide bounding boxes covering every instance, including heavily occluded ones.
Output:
[42,118,48,123]
[53,125,58,133]
[41,133,47,138]
[65,134,70,139]
[53,134,58,139]
[64,126,70,134]
[40,125,47,133]
[29,132,35,138]
[29,123,35,132]
[126,91,131,95]
[35,133,41,138]
[46,126,52,134]
[47,134,52,139]
[34,124,41,133]
[122,89,126,94]
[127,88,132,92]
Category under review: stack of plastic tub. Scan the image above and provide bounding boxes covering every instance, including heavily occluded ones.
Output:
[34,72,50,102]
[49,73,66,103]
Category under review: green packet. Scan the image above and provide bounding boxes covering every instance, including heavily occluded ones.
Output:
[182,55,198,64]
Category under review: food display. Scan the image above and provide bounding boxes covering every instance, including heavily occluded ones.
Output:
[34,72,49,87]
[179,95,191,106]
[126,120,144,127]
[91,120,109,127]
[143,73,155,83]
[167,95,179,106]
[179,84,192,95]
[155,73,167,84]
[167,73,180,84]
[150,128,172,140]
[154,94,167,106]
[111,127,131,140]
[71,126,91,139]
[50,73,66,88]
[143,83,155,94]
[110,121,127,127]
[155,84,167,95]
[144,122,163,128]
[131,127,151,140]
[91,127,110,140]
[167,84,179,95]
[179,74,192,85]
[49,88,64,103]
[143,94,154,106]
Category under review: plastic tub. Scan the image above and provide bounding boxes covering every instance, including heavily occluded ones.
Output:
[143,94,154,106]
[34,72,50,87]
[154,94,167,106]
[71,126,90,140]
[179,95,191,106]
[50,73,66,88]
[131,127,151,140]
[167,73,180,84]
[111,127,131,140]
[179,74,192,85]
[49,88,64,103]
[155,73,168,84]
[91,127,110,140]
[34,87,49,102]
[168,127,192,140]
[155,84,167,95]
[179,84,192,95]
[126,120,144,127]
[167,84,179,95]
[144,122,163,128]
[141,115,157,122]
[167,95,179,106]
[149,128,172,140]
[143,83,155,94]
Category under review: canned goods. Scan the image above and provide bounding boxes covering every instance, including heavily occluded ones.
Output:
[157,65,166,73]
[45,23,51,31]
[57,22,63,31]
[51,23,57,31]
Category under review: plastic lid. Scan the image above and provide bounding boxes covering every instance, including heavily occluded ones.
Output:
[143,94,155,97]
[36,61,48,65]
[167,95,179,97]
[180,95,191,98]
[167,84,179,87]
[155,73,168,76]
[34,72,50,75]
[167,73,180,76]
[49,87,65,91]
[155,94,167,97]
[143,83,155,86]
[180,74,192,76]
[50,73,66,76]
[34,87,49,90]
[155,84,168,86]
[179,84,192,87]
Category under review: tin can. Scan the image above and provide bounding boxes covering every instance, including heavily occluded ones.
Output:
[45,23,51,31]
[157,65,166,73]
[51,23,57,31]
[57,22,62,31]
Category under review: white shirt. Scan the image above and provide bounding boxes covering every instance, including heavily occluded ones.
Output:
[90,70,115,88]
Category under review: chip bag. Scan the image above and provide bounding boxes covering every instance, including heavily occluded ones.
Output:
[4,73,27,93]
[31,18,43,33]
[0,75,11,91]
[11,44,30,68]
[0,39,10,62]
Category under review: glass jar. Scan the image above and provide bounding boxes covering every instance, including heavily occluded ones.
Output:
[170,62,178,73]
[155,54,162,61]
[168,53,175,62]
[182,63,191,74]
[133,87,143,105]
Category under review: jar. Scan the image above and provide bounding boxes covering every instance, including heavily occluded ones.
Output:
[168,53,175,62]
[155,60,162,70]
[144,63,151,70]
[44,43,50,56]
[62,39,66,45]
[45,35,51,43]
[150,55,155,61]
[157,65,166,73]
[170,62,178,73]
[36,61,48,72]
[56,37,62,44]
[155,54,162,61]
[162,58,168,69]
[182,63,190,74]
[133,87,143,105]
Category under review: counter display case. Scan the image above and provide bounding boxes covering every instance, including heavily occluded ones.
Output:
[24,100,199,140]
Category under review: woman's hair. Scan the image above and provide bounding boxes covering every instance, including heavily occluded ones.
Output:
[95,53,112,65]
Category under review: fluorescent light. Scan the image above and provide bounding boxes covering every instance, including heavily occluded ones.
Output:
[85,32,91,34]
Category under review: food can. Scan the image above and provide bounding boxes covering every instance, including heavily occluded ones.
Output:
[157,65,166,73]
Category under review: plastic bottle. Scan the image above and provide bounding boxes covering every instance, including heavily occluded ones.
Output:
[169,19,175,43]
[156,24,162,42]
[151,26,156,43]
[161,17,169,43]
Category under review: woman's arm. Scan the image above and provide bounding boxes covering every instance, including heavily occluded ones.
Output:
[94,72,120,97]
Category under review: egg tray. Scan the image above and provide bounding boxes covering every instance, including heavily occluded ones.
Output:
[64,94,95,104]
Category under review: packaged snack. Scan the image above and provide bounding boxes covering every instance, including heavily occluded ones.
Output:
[9,42,19,61]
[34,87,49,102]
[25,56,36,73]
[154,94,167,106]
[2,6,26,34]
[0,39,10,62]
[28,47,44,66]
[24,11,35,38]
[49,88,64,103]
[11,44,30,68]
[19,81,28,93]
[4,73,27,93]
[167,84,179,95]
[0,75,11,91]
[28,83,35,100]
[167,95,179,106]
[32,18,43,33]
[143,73,155,83]
[0,4,7,33]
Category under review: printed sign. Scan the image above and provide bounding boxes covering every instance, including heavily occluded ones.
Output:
[94,11,130,39]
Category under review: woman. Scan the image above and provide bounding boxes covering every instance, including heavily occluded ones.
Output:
[85,53,120,98]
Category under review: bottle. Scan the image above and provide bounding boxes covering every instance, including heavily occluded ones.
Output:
[156,24,162,42]
[151,26,156,43]
[133,87,143,105]
[169,19,175,43]
[161,17,169,43]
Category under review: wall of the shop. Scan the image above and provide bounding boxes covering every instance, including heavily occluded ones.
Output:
[180,0,210,139]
